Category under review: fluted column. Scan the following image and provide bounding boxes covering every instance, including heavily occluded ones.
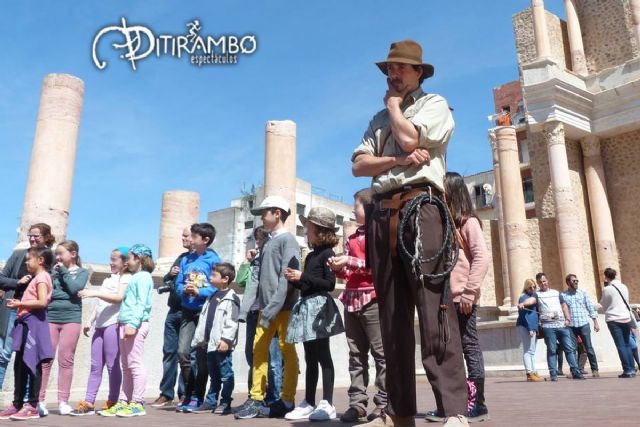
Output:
[543,122,584,282]
[564,0,587,75]
[632,0,640,52]
[265,120,297,236]
[531,0,551,59]
[18,74,84,244]
[495,127,531,308]
[489,130,511,307]
[581,135,620,281]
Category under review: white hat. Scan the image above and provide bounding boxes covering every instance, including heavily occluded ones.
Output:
[250,195,291,215]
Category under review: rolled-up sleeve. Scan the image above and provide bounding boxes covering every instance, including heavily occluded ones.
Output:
[352,122,377,162]
[408,95,454,149]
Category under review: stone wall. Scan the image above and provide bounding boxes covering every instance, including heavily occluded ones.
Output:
[513,9,570,70]
[601,129,640,302]
[576,0,638,74]
[527,131,563,288]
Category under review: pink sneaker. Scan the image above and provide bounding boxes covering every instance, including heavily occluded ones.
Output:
[10,403,40,420]
[0,405,19,420]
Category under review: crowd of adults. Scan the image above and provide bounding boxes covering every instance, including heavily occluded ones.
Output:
[516,271,640,381]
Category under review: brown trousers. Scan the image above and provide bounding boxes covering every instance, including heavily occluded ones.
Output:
[368,194,467,417]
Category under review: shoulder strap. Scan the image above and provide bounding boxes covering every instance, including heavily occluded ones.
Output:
[611,284,631,311]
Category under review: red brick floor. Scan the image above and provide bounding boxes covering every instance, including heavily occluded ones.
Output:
[22,373,639,426]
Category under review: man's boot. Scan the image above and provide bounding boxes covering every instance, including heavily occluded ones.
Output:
[467,378,489,423]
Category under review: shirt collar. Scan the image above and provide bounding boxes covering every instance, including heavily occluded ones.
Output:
[270,228,288,238]
[400,87,425,110]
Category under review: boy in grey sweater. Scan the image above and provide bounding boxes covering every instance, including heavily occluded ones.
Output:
[235,196,300,420]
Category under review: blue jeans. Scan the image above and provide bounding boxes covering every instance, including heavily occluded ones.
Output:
[571,323,598,372]
[204,351,234,405]
[159,309,185,400]
[541,326,580,377]
[607,321,635,374]
[517,326,537,373]
[0,309,17,389]
[245,310,282,403]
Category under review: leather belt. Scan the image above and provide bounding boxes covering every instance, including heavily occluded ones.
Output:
[376,185,442,257]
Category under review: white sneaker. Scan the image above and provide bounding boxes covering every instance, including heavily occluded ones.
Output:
[308,400,336,421]
[443,415,470,426]
[38,402,49,417]
[58,402,72,415]
[285,400,315,420]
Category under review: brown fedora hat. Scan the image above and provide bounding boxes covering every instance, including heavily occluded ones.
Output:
[375,39,435,79]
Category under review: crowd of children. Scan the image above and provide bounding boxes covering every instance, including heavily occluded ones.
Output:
[0,181,488,425]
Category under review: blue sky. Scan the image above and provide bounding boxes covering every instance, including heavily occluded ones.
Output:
[0,0,566,263]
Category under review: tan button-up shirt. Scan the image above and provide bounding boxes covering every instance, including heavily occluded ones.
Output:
[352,88,454,193]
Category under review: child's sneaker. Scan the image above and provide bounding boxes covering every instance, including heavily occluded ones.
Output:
[175,398,191,412]
[192,401,216,414]
[98,400,128,417]
[309,400,337,421]
[10,403,40,420]
[180,399,201,413]
[101,400,117,410]
[58,401,72,415]
[70,400,95,416]
[214,401,232,415]
[38,402,49,417]
[233,399,264,419]
[340,406,366,422]
[116,402,146,417]
[285,400,315,420]
[0,405,20,420]
[261,399,294,418]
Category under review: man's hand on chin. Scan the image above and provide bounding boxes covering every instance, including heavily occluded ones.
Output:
[384,78,405,109]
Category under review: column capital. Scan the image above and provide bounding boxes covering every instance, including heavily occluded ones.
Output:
[581,135,601,157]
[542,121,565,147]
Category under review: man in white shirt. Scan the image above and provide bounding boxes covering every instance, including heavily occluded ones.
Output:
[535,273,585,381]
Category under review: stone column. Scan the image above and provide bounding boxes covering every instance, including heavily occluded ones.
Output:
[489,130,511,307]
[632,0,640,51]
[543,122,584,282]
[563,0,587,75]
[581,135,619,281]
[158,190,200,267]
[264,120,297,237]
[531,0,551,59]
[18,74,84,244]
[495,127,531,309]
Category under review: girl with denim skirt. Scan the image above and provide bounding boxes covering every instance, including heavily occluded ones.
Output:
[284,207,344,422]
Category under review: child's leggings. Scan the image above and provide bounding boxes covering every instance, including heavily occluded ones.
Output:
[303,337,334,405]
[85,324,122,403]
[119,322,149,404]
[39,322,82,402]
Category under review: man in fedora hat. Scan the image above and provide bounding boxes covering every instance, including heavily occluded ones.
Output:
[352,40,468,427]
